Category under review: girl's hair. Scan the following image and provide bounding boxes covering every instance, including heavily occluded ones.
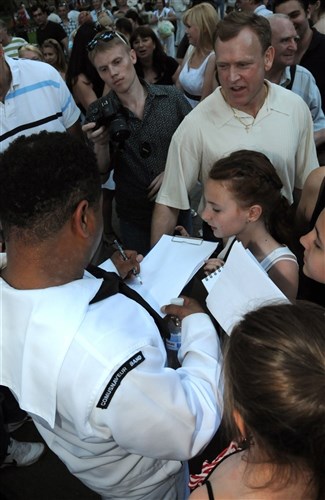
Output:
[208,149,294,246]
[42,38,67,74]
[130,27,169,81]
[223,301,325,499]
[18,44,44,61]
[183,2,220,51]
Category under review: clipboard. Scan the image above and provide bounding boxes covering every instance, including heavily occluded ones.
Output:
[125,235,218,316]
[171,236,203,245]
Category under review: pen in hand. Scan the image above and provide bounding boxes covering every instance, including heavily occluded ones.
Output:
[113,240,143,285]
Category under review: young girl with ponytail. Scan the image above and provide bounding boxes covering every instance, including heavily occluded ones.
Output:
[201,149,299,299]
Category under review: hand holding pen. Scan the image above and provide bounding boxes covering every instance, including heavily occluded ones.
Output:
[113,240,143,284]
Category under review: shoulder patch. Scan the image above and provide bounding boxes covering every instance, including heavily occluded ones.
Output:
[96,351,145,409]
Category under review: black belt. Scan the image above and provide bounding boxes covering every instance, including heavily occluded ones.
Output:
[183,90,201,102]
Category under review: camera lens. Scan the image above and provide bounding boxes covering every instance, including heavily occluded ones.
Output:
[110,117,130,142]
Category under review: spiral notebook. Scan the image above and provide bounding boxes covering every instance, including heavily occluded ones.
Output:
[203,241,288,335]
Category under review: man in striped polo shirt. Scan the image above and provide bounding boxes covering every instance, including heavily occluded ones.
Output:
[0,19,28,59]
[0,43,81,153]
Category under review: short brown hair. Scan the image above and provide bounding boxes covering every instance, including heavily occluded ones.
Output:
[214,11,272,53]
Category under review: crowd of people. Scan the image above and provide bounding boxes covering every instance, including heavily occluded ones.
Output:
[0,0,324,499]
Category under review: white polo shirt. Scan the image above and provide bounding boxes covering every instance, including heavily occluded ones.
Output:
[0,56,80,152]
[157,81,318,207]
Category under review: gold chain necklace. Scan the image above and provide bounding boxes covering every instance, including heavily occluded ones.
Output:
[223,84,268,133]
[231,109,255,133]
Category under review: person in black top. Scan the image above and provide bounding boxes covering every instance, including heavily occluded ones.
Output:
[66,21,106,115]
[130,26,180,85]
[31,4,68,53]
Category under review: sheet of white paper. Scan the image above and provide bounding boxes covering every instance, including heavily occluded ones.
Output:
[205,241,288,335]
[101,235,218,316]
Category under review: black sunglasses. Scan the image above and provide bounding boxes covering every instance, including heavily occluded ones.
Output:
[87,31,127,52]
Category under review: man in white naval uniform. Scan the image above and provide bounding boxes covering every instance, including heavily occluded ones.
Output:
[0,131,223,499]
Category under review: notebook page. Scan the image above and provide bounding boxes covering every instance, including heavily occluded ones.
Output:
[101,235,218,316]
[206,241,288,334]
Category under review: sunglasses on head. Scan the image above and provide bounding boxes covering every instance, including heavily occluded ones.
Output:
[87,31,127,51]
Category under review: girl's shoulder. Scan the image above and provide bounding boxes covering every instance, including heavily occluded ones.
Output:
[260,245,298,273]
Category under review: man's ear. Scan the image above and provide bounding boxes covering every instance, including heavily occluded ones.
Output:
[248,204,262,223]
[130,48,137,64]
[72,200,91,237]
[264,45,275,72]
[307,0,320,18]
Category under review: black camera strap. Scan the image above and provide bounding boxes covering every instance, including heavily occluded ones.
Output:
[87,265,170,341]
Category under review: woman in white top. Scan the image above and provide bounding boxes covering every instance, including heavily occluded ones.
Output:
[201,149,299,300]
[177,3,219,107]
[150,0,177,57]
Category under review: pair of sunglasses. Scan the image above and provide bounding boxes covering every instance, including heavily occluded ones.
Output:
[87,31,127,52]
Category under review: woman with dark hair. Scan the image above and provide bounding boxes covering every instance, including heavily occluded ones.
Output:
[66,21,106,115]
[130,26,180,85]
[190,301,325,500]
[300,207,325,284]
[201,149,299,299]
[294,167,325,305]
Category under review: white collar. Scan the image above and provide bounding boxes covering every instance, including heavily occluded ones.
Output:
[1,274,102,428]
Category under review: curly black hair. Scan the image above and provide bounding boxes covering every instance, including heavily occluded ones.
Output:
[0,132,101,242]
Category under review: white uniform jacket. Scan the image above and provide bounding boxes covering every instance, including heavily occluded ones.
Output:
[0,259,223,499]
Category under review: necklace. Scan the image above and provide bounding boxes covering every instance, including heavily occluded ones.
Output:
[223,84,269,133]
[231,109,255,133]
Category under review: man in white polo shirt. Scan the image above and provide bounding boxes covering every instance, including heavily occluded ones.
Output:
[151,12,318,245]
[0,42,81,153]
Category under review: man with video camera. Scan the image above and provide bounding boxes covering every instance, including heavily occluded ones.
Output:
[83,30,191,255]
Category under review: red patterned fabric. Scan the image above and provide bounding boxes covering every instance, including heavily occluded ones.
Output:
[189,441,240,490]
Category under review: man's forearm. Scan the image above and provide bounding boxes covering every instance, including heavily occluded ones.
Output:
[151,203,179,247]
[94,142,112,181]
[314,129,325,147]
[67,121,83,141]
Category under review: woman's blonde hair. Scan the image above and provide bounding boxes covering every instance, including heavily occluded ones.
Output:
[18,44,44,61]
[183,2,219,51]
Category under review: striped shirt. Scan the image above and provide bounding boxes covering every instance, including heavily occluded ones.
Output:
[1,56,80,152]
[3,37,28,58]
